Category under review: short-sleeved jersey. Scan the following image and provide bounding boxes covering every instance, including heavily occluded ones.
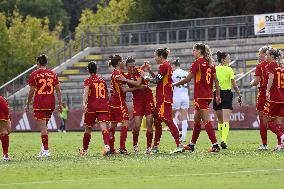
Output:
[266,62,284,103]
[156,61,173,103]
[109,69,126,108]
[216,65,235,90]
[190,57,216,100]
[255,61,269,90]
[84,74,109,112]
[28,68,59,110]
[124,68,153,101]
[172,68,189,98]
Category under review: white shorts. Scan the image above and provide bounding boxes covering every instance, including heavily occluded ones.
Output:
[173,96,189,110]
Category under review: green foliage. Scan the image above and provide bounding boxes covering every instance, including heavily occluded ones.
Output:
[1,131,284,189]
[0,9,63,84]
[0,0,70,36]
[75,0,135,46]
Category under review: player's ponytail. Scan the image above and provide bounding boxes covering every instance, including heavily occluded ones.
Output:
[216,51,227,64]
[194,43,214,67]
[109,54,122,68]
[155,48,170,59]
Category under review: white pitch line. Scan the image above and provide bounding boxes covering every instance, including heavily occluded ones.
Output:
[1,168,284,186]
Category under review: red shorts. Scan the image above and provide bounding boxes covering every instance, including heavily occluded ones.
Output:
[155,102,172,121]
[263,101,284,118]
[34,110,53,120]
[256,90,266,112]
[194,99,212,110]
[0,96,10,121]
[109,105,129,122]
[133,98,155,117]
[84,111,110,127]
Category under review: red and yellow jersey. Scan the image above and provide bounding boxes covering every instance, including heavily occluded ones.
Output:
[255,61,269,90]
[156,61,173,103]
[84,74,109,112]
[190,57,216,100]
[109,69,126,108]
[267,62,284,103]
[28,68,59,110]
[124,67,153,101]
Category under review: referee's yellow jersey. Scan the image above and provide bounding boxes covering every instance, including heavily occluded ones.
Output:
[216,65,235,90]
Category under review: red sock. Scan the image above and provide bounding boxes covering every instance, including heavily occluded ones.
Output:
[108,127,115,151]
[259,116,267,145]
[165,120,180,146]
[191,123,201,144]
[83,133,91,150]
[120,126,128,149]
[132,129,139,146]
[41,135,49,150]
[268,122,284,138]
[146,129,153,148]
[153,119,162,146]
[102,129,110,146]
[204,122,217,144]
[1,134,9,155]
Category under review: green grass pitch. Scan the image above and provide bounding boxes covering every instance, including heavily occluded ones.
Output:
[1,130,284,189]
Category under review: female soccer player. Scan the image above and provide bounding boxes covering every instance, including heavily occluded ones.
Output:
[117,57,155,154]
[0,95,11,161]
[250,46,271,150]
[174,43,221,153]
[263,48,284,151]
[213,51,242,149]
[108,55,130,155]
[79,61,111,156]
[144,48,184,154]
[172,58,190,144]
[25,54,62,158]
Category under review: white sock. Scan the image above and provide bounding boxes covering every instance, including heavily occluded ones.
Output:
[173,118,179,131]
[181,120,188,142]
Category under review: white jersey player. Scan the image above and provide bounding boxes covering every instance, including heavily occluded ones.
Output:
[172,59,189,143]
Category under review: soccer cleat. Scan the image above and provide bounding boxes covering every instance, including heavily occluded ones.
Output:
[38,150,50,158]
[151,146,159,154]
[119,148,130,155]
[220,141,228,149]
[109,149,119,155]
[3,154,11,161]
[209,144,220,153]
[79,148,88,156]
[170,145,185,154]
[273,144,284,152]
[144,147,152,154]
[184,144,195,152]
[103,145,111,156]
[133,145,139,155]
[258,144,268,151]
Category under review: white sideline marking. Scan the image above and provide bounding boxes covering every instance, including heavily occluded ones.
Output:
[1,168,284,186]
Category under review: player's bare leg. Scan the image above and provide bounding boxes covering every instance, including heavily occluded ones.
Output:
[133,116,142,155]
[145,114,154,154]
[37,119,50,158]
[0,120,11,161]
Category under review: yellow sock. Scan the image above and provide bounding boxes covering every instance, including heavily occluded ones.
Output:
[222,122,230,143]
[218,123,223,139]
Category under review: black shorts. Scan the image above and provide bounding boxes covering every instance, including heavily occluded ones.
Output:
[213,90,233,111]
